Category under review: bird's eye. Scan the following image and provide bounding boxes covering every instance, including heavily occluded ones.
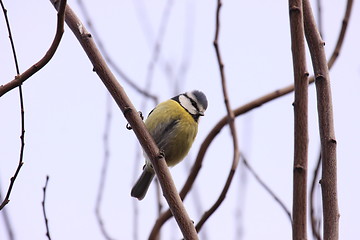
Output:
[189,98,198,110]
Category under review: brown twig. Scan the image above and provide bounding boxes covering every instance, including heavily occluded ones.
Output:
[0,0,65,211]
[288,0,309,239]
[145,3,174,237]
[327,0,353,70]
[316,0,323,38]
[303,1,339,239]
[242,154,292,223]
[75,0,158,104]
[0,0,20,74]
[0,186,15,239]
[95,94,115,240]
[42,176,52,240]
[48,1,198,239]
[310,153,322,240]
[195,0,240,232]
[0,0,66,97]
[0,0,26,213]
[145,0,174,100]
[148,0,352,234]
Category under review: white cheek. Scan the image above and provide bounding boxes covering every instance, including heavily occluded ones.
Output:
[179,95,197,115]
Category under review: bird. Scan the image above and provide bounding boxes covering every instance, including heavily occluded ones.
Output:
[131,90,208,200]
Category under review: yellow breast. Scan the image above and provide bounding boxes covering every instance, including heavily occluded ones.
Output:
[145,100,198,166]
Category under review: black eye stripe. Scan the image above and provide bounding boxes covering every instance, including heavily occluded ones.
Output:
[185,94,199,111]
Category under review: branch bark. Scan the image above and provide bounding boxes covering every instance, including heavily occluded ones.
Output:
[42,176,52,240]
[47,1,198,239]
[76,0,158,104]
[195,0,240,232]
[0,0,66,211]
[148,0,352,235]
[0,0,66,97]
[288,0,309,239]
[303,1,339,239]
[310,153,322,240]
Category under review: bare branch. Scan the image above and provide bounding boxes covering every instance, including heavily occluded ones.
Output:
[310,153,322,240]
[76,0,158,104]
[303,1,339,239]
[242,154,292,223]
[0,0,20,74]
[0,0,66,211]
[288,0,309,238]
[47,1,198,239]
[195,0,240,233]
[145,0,174,99]
[148,1,352,233]
[316,0,324,38]
[42,176,52,240]
[95,94,115,240]
[0,0,26,213]
[0,0,66,97]
[327,0,353,69]
[0,187,15,239]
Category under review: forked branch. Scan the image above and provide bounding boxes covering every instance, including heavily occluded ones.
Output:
[48,1,198,239]
[195,0,240,232]
[0,0,67,97]
[0,0,66,211]
[148,0,352,234]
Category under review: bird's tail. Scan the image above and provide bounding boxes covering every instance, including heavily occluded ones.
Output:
[131,166,155,200]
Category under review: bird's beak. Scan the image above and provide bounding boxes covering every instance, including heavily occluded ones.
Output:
[199,111,205,116]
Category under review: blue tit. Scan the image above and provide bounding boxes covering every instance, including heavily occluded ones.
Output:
[131,90,208,200]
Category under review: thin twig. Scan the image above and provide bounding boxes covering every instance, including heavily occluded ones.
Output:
[42,175,52,240]
[303,1,339,239]
[0,0,67,98]
[242,154,292,223]
[195,0,240,232]
[0,0,68,211]
[145,0,174,99]
[148,1,352,234]
[0,0,20,74]
[76,0,158,104]
[327,0,353,70]
[0,186,15,239]
[95,94,115,240]
[48,1,198,239]
[316,0,323,38]
[131,144,143,240]
[131,4,174,239]
[0,0,25,213]
[310,153,322,240]
[0,0,67,211]
[145,3,174,237]
[288,0,309,239]
[183,156,208,240]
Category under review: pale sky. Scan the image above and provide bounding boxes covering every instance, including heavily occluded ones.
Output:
[1,0,359,239]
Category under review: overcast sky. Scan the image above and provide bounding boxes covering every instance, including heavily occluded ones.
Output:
[1,0,359,239]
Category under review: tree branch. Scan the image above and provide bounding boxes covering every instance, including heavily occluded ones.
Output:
[0,0,66,97]
[242,154,292,223]
[303,1,339,239]
[95,94,115,240]
[76,0,158,104]
[0,0,65,211]
[42,176,52,240]
[148,0,352,234]
[288,0,309,239]
[195,0,240,232]
[0,186,15,239]
[47,1,198,239]
[310,153,322,240]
